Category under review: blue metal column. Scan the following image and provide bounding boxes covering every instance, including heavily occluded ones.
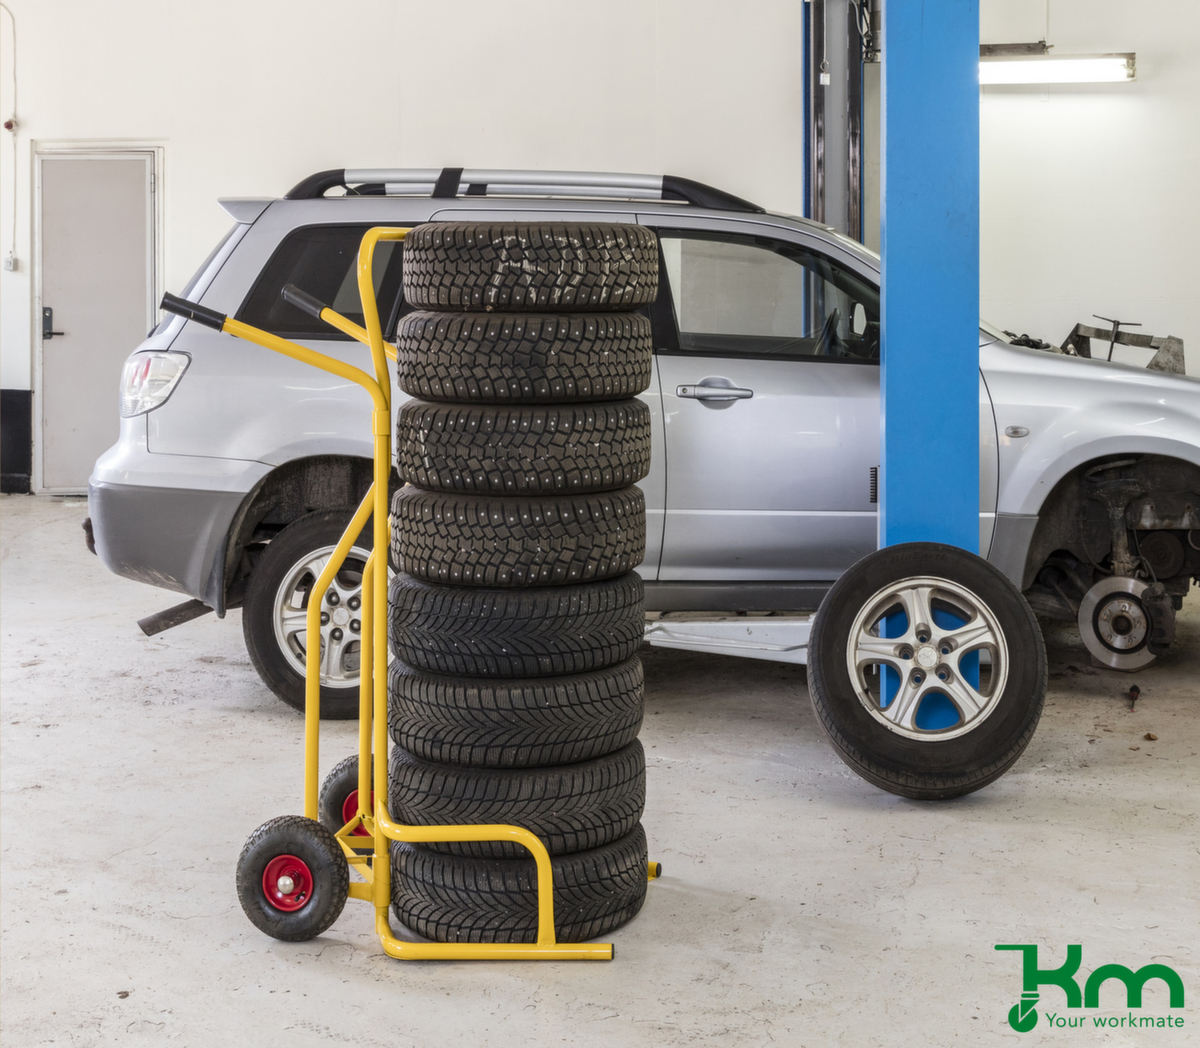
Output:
[880,0,980,552]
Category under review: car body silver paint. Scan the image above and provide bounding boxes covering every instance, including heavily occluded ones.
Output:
[87,188,1200,633]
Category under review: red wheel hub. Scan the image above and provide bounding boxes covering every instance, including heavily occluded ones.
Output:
[262,854,314,912]
[341,790,375,836]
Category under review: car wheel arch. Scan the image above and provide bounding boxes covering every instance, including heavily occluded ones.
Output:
[220,454,394,612]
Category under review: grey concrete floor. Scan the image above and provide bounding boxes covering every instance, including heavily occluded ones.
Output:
[1,493,1196,1047]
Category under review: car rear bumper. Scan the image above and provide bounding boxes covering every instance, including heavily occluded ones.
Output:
[87,418,269,613]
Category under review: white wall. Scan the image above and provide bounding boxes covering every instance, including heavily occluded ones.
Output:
[1,0,1196,391]
[980,0,1200,373]
[0,0,806,391]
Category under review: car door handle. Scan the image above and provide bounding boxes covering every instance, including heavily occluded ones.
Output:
[677,384,754,401]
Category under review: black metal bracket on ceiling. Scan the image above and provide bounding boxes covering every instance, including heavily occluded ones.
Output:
[282,168,764,214]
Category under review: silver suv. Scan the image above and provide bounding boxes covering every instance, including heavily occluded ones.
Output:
[88,168,1200,716]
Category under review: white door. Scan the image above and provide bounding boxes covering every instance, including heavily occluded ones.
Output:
[38,152,155,491]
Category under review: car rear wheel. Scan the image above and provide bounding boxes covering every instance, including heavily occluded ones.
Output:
[242,509,372,720]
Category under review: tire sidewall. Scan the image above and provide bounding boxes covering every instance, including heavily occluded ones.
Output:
[809,543,1045,786]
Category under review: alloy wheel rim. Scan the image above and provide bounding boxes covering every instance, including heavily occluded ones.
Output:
[272,542,370,689]
[843,574,1009,741]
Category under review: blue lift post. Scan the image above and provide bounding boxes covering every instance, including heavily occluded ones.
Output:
[878,1,981,718]
[880,0,980,553]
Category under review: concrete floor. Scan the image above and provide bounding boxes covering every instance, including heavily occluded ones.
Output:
[1,493,1196,1047]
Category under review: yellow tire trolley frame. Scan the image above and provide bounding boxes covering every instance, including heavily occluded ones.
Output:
[162,226,657,961]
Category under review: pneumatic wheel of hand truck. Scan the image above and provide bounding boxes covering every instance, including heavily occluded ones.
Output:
[242,509,373,720]
[236,816,349,941]
[319,754,375,855]
[807,542,1047,800]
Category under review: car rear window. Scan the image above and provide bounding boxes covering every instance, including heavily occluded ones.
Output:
[237,224,406,339]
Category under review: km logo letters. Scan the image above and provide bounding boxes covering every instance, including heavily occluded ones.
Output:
[995,944,1185,1033]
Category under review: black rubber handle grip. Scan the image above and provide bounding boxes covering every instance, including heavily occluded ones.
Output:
[160,292,226,330]
[281,284,327,319]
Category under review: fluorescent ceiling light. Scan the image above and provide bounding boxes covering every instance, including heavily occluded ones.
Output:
[979,54,1136,85]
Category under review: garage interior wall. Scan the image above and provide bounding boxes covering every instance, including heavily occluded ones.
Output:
[0,0,1196,469]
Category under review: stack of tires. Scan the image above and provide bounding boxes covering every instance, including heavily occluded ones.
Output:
[386,223,659,943]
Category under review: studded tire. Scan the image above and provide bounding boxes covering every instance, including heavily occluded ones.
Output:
[395,399,651,496]
[387,572,644,678]
[389,486,645,587]
[391,823,649,943]
[396,311,653,404]
[388,657,644,768]
[401,223,659,312]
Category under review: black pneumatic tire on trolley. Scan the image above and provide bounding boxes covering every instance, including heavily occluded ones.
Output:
[807,542,1047,800]
[402,223,659,312]
[391,823,649,944]
[396,312,654,404]
[388,571,645,678]
[236,816,349,942]
[389,739,646,858]
[387,657,644,768]
[395,399,652,496]
[389,487,647,587]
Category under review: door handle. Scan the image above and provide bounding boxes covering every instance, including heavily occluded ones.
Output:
[677,384,753,401]
[42,307,65,339]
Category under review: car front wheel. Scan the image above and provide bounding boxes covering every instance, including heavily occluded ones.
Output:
[242,509,372,719]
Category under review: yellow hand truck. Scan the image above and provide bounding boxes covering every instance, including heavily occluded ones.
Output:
[161,226,657,960]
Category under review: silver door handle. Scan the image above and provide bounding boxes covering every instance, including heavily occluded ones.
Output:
[677,384,754,401]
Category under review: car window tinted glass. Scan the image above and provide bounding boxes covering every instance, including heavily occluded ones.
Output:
[238,225,405,339]
[659,232,880,361]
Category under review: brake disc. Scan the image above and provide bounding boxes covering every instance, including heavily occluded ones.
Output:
[1077,576,1157,671]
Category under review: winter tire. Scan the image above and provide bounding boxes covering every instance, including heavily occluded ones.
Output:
[389,486,646,587]
[389,739,645,858]
[387,657,644,768]
[236,816,349,941]
[391,823,649,943]
[395,399,651,496]
[388,571,645,677]
[808,541,1046,800]
[396,311,653,404]
[242,509,372,720]
[402,223,658,312]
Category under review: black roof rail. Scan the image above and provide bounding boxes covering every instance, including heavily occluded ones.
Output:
[283,168,764,213]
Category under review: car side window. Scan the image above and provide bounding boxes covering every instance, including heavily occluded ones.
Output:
[237,224,406,339]
[657,231,880,361]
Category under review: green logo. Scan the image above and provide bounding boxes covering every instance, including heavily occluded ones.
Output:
[996,944,1186,1032]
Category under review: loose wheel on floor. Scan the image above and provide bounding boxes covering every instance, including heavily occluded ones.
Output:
[388,571,645,677]
[318,754,375,852]
[396,311,653,404]
[389,739,645,858]
[236,816,349,941]
[807,542,1046,800]
[389,486,646,587]
[395,399,651,496]
[392,824,649,944]
[242,509,372,720]
[402,223,658,312]
[388,657,644,768]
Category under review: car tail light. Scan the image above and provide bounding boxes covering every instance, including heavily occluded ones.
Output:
[119,352,190,417]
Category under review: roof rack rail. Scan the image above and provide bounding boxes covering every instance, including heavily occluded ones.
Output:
[283,168,764,214]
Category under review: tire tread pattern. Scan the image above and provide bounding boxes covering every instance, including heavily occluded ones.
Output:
[402,223,659,312]
[388,740,645,858]
[391,824,648,943]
